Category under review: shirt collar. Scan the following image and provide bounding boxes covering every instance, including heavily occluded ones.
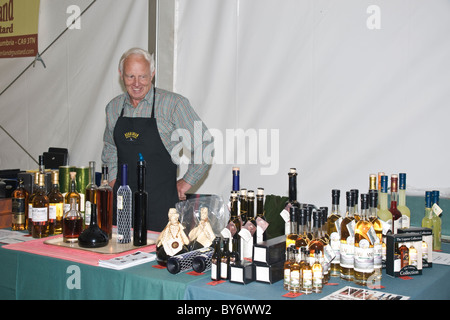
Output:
[124,85,155,108]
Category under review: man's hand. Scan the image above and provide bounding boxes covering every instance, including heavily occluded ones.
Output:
[177,179,192,201]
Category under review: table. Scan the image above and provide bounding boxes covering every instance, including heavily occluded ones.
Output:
[1,230,449,300]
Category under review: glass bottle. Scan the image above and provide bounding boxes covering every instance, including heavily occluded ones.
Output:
[47,170,64,235]
[239,188,248,225]
[327,189,341,277]
[308,210,324,264]
[295,207,309,250]
[32,173,49,238]
[228,191,241,240]
[398,243,409,269]
[369,190,383,281]
[340,191,355,281]
[62,197,83,243]
[301,247,313,294]
[211,237,222,281]
[133,156,148,246]
[255,187,267,242]
[431,190,442,251]
[286,206,299,249]
[64,172,80,214]
[232,167,240,192]
[229,237,240,266]
[389,174,402,234]
[409,244,418,267]
[285,168,301,209]
[284,246,294,290]
[28,172,40,234]
[97,164,113,240]
[377,175,391,225]
[246,190,257,244]
[354,193,375,286]
[220,238,230,280]
[422,191,433,229]
[84,161,98,228]
[351,189,360,221]
[369,174,377,193]
[377,172,385,210]
[312,249,323,293]
[289,248,300,293]
[78,203,109,248]
[117,164,132,243]
[11,177,29,231]
[397,173,411,229]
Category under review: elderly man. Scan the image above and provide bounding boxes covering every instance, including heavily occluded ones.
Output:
[101,47,213,232]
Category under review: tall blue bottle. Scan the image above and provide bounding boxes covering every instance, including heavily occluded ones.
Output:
[117,164,132,243]
[133,154,148,246]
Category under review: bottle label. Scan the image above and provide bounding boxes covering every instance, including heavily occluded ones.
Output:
[290,270,300,289]
[12,198,26,224]
[85,201,91,225]
[340,238,354,268]
[354,239,374,273]
[373,242,382,268]
[302,270,312,289]
[313,267,323,288]
[49,203,63,220]
[33,207,48,222]
[117,195,123,210]
[330,232,341,262]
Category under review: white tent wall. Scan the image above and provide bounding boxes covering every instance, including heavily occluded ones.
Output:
[166,0,450,207]
[0,0,148,171]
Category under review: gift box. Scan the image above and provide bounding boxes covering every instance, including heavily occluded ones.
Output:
[229,260,255,285]
[252,235,286,265]
[398,227,432,268]
[386,232,422,277]
[255,260,284,284]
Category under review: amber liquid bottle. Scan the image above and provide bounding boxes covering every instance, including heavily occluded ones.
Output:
[47,170,64,235]
[327,189,341,277]
[12,178,29,231]
[84,161,98,228]
[64,172,81,214]
[62,197,83,243]
[97,164,113,239]
[32,173,49,238]
[340,191,355,281]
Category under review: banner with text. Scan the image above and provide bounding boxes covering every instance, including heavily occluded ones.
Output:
[0,0,40,58]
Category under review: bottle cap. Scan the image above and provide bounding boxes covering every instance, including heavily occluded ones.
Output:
[380,175,388,193]
[399,173,406,190]
[391,174,398,192]
[247,190,254,198]
[257,188,264,196]
[289,168,297,175]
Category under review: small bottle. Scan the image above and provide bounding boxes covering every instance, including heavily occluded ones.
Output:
[327,189,341,277]
[133,155,148,246]
[289,248,300,293]
[47,170,64,235]
[220,238,231,280]
[397,173,411,229]
[117,164,132,243]
[84,161,98,228]
[409,244,418,267]
[284,247,294,290]
[431,190,442,251]
[308,210,324,262]
[389,174,402,234]
[62,197,83,243]
[301,248,313,294]
[295,208,309,250]
[64,172,81,214]
[398,243,409,269]
[11,177,29,231]
[421,191,433,229]
[211,237,222,281]
[312,249,323,293]
[340,191,355,281]
[232,167,240,192]
[32,173,49,238]
[98,164,113,239]
[255,187,267,242]
[286,206,299,249]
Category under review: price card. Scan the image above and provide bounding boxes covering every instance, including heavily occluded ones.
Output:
[282,292,303,298]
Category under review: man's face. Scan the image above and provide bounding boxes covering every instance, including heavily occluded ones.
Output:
[121,54,154,107]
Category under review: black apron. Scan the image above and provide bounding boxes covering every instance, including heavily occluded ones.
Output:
[113,88,178,232]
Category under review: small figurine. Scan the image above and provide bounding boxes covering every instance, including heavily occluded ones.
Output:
[188,207,215,249]
[156,208,189,266]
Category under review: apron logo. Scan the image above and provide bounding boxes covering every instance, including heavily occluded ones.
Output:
[124,131,139,141]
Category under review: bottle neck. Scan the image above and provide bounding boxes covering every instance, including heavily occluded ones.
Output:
[390,191,398,209]
[398,189,407,206]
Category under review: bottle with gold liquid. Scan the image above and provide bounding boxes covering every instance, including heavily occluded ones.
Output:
[295,207,309,250]
[32,173,49,238]
[11,178,29,231]
[27,172,40,234]
[62,197,83,243]
[84,161,98,228]
[312,249,323,293]
[47,170,64,235]
[354,193,375,286]
[308,210,324,264]
[284,246,294,290]
[64,172,81,215]
[301,247,313,294]
[98,164,113,239]
[289,248,300,293]
[389,174,402,234]
[397,173,411,229]
[369,190,383,281]
[327,189,342,277]
[340,191,355,281]
[286,206,299,249]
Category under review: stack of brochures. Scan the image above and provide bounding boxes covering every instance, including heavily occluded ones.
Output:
[98,251,156,270]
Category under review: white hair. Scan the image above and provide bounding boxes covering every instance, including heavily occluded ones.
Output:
[119,47,155,74]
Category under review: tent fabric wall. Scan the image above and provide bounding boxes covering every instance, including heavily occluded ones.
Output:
[169,0,450,207]
[0,0,148,172]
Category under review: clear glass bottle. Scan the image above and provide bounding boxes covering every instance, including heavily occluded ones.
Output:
[377,175,391,225]
[286,206,299,249]
[32,173,49,238]
[354,193,375,286]
[11,177,29,231]
[312,249,323,293]
[62,197,83,243]
[397,173,411,229]
[64,172,80,214]
[389,174,402,234]
[340,191,355,281]
[117,163,132,243]
[308,210,324,265]
[84,161,98,228]
[47,170,64,235]
[431,190,442,251]
[301,247,313,294]
[327,189,341,277]
[284,246,294,290]
[369,190,383,281]
[289,248,300,293]
[98,164,113,240]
